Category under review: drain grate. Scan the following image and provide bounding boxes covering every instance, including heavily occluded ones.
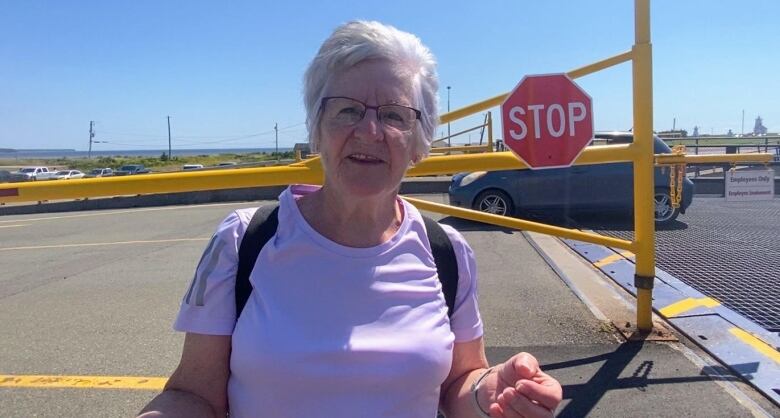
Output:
[567,198,780,333]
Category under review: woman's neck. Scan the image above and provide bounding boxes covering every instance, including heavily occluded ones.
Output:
[297,186,403,248]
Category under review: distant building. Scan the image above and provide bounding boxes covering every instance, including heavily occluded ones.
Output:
[656,129,688,139]
[753,116,768,135]
[293,143,312,159]
[431,138,449,148]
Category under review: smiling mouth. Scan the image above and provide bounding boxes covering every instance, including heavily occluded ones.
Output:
[347,153,385,164]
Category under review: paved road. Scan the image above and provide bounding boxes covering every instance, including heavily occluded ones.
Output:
[0,196,775,417]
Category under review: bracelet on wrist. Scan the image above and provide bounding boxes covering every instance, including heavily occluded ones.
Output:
[469,367,494,418]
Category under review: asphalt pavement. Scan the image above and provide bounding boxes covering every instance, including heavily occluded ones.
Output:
[0,195,777,417]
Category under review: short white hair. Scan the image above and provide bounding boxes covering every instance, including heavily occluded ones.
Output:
[303,20,439,161]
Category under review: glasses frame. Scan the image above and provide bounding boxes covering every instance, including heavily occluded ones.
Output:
[319,96,422,132]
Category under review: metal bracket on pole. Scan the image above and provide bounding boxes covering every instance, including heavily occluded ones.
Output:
[634,274,654,290]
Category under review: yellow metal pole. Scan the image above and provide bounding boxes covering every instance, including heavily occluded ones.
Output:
[632,0,655,332]
[438,50,635,125]
[403,196,635,251]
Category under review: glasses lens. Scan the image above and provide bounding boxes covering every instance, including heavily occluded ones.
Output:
[323,98,364,126]
[378,105,417,131]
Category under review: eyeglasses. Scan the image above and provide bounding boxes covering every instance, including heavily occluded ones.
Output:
[320,96,422,132]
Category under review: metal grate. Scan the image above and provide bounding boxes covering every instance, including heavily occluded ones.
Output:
[567,199,780,333]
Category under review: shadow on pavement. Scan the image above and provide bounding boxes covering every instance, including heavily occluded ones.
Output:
[487,342,744,418]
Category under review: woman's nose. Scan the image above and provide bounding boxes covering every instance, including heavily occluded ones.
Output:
[353,109,383,141]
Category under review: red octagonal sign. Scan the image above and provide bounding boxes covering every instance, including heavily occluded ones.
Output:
[501,74,593,169]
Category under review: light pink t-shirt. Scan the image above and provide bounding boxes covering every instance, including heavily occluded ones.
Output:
[175,185,483,418]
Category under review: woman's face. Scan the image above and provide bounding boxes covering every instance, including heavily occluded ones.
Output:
[317,60,420,199]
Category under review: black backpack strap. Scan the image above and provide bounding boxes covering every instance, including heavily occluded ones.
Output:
[236,204,280,319]
[235,207,459,320]
[422,216,459,318]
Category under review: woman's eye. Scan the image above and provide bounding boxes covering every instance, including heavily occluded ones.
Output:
[337,106,361,116]
[383,110,405,122]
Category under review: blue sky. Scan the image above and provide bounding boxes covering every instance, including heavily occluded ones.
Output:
[2,0,778,151]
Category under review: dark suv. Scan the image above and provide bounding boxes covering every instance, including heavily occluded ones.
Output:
[448,132,695,224]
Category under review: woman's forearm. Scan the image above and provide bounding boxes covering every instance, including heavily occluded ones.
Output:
[137,389,224,418]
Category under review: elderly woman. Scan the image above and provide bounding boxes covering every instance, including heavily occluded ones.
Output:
[139,21,561,418]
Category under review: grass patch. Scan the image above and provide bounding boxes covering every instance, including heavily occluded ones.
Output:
[0,151,296,172]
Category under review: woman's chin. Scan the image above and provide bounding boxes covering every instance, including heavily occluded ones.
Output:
[333,175,399,199]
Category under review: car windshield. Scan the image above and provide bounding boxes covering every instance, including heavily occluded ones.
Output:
[56,171,70,175]
[654,138,673,153]
[120,166,136,171]
[90,169,102,174]
[20,168,36,173]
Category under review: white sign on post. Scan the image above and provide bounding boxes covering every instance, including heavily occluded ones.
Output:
[725,169,775,201]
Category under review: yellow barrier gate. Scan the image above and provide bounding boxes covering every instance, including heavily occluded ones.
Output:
[0,0,773,333]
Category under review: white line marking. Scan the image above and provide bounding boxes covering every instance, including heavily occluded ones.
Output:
[0,201,260,224]
[0,238,210,252]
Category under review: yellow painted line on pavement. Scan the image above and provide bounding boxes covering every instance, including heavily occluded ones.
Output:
[0,237,209,252]
[0,374,167,390]
[729,328,780,364]
[0,224,28,228]
[659,297,720,318]
[593,251,635,268]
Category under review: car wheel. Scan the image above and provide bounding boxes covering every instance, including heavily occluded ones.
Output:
[654,188,679,224]
[474,189,514,216]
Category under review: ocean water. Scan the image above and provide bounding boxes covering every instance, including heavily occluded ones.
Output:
[0,147,293,160]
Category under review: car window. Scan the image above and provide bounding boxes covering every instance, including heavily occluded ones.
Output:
[20,168,35,173]
[56,171,70,175]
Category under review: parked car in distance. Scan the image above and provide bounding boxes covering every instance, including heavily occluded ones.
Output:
[16,166,51,181]
[217,161,238,166]
[182,164,204,170]
[86,168,114,177]
[114,164,151,176]
[50,170,85,180]
[0,170,29,183]
[448,132,695,225]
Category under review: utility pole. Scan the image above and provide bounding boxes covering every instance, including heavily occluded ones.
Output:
[741,109,745,136]
[88,121,95,159]
[446,86,451,147]
[167,116,172,159]
[274,123,279,157]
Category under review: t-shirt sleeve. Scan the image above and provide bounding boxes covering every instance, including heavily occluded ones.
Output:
[173,210,247,335]
[441,225,484,343]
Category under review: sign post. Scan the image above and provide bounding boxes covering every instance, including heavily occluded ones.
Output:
[501,74,594,169]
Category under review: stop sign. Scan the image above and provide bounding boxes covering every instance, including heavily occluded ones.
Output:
[501,74,593,169]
